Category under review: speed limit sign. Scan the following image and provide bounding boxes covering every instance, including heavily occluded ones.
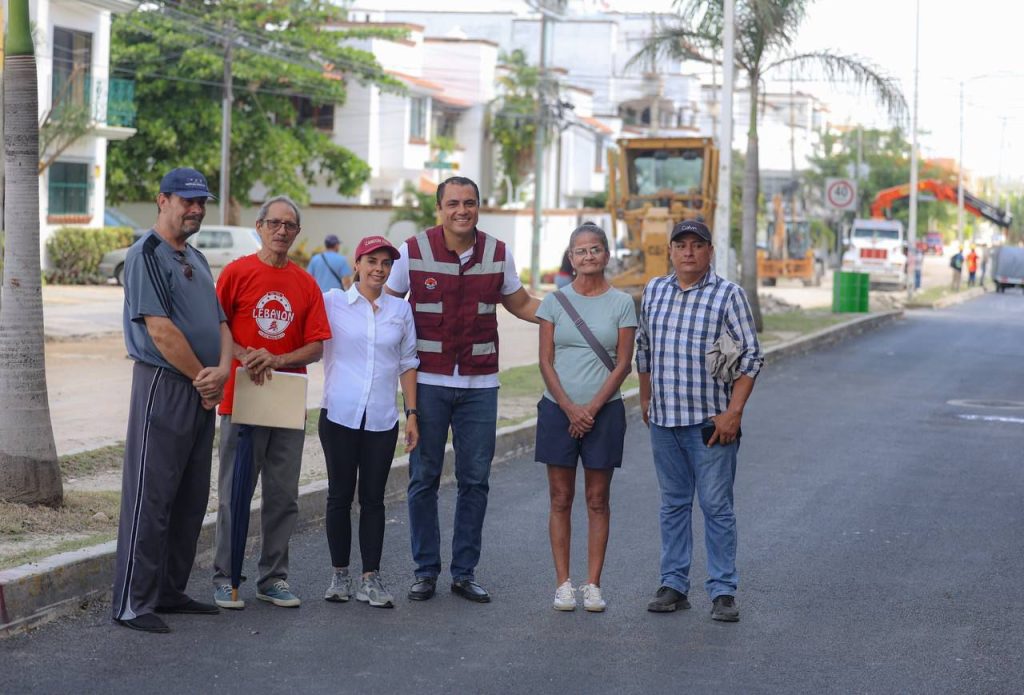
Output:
[825,178,857,211]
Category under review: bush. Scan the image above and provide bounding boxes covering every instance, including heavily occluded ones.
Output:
[45,226,135,284]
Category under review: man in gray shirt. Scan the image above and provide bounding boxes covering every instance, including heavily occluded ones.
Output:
[111,167,233,633]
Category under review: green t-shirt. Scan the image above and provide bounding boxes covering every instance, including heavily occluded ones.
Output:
[536,285,638,406]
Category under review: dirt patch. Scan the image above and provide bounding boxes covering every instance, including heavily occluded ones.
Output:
[0,490,121,568]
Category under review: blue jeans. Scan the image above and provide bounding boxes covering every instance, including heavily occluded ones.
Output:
[408,384,497,580]
[650,422,739,599]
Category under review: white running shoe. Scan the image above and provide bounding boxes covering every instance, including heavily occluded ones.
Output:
[580,583,606,612]
[553,580,576,611]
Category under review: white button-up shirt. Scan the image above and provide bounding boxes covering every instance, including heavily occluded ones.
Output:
[321,285,419,431]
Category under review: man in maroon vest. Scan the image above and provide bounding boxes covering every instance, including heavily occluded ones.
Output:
[386,176,539,603]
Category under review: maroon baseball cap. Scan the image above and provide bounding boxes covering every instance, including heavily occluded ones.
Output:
[354,235,400,261]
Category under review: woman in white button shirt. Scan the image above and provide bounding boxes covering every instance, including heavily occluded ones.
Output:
[318,235,419,609]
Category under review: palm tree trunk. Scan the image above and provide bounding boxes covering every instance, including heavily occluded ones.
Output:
[0,0,64,506]
[740,73,764,332]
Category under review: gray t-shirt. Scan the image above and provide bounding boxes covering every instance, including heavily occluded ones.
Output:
[536,285,638,406]
[123,230,226,373]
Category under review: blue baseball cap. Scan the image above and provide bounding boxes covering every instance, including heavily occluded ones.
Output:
[159,167,215,200]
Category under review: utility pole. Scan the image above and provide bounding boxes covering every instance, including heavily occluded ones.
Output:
[530,11,550,291]
[713,0,734,280]
[219,20,233,225]
[907,0,920,300]
[957,81,965,247]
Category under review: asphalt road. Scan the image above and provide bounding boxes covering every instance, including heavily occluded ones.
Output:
[4,293,1024,694]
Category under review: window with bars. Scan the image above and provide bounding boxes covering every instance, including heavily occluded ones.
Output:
[409,97,428,141]
[49,162,90,215]
[52,27,93,111]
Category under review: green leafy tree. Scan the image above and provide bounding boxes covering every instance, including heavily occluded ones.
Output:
[107,0,402,220]
[632,0,906,330]
[390,183,438,233]
[490,49,543,205]
[806,127,955,236]
[0,0,63,505]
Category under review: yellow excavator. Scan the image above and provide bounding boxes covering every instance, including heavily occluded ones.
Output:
[757,193,821,286]
[606,137,719,292]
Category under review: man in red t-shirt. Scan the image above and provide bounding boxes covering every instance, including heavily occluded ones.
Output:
[211,196,331,610]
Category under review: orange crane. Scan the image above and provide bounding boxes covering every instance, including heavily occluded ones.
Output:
[870,179,1012,228]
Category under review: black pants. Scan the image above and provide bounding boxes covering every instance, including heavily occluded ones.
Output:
[318,410,399,572]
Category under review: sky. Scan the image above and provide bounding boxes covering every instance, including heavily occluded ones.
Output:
[353,0,1024,182]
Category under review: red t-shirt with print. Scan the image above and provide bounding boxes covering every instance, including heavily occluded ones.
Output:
[216,254,331,415]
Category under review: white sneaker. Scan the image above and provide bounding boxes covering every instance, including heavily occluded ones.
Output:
[580,583,606,612]
[553,580,576,611]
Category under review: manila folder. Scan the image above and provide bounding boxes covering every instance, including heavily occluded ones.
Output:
[231,367,308,430]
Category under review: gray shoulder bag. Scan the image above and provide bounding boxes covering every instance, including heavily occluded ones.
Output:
[553,290,615,372]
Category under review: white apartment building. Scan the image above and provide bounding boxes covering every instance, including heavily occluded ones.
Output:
[16,0,138,256]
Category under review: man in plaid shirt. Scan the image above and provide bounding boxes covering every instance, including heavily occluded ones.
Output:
[636,219,763,622]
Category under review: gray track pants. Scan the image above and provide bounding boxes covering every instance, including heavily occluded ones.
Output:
[112,362,214,621]
[211,416,305,592]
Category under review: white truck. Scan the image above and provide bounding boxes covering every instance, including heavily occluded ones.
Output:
[842,218,907,288]
[992,245,1024,293]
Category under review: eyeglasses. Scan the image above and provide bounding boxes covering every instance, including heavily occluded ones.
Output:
[173,251,194,281]
[261,218,300,233]
[572,246,605,257]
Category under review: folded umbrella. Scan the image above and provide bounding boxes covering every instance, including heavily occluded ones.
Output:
[229,424,256,603]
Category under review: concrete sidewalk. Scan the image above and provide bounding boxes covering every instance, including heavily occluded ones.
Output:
[1,310,902,636]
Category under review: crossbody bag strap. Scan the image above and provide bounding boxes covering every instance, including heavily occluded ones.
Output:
[318,253,345,285]
[553,290,616,372]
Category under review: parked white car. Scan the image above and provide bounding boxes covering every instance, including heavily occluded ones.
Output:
[100,225,262,286]
[841,218,907,288]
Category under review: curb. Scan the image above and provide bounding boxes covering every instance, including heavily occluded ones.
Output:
[905,286,984,310]
[0,309,901,637]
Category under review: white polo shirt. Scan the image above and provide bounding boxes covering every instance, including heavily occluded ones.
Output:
[386,240,523,389]
[321,285,419,431]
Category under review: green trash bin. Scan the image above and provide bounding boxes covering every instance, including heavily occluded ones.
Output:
[832,271,869,313]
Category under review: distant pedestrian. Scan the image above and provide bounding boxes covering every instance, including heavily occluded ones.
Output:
[950,247,964,291]
[319,236,419,609]
[980,245,990,289]
[112,167,232,634]
[307,234,352,292]
[554,247,573,288]
[211,196,332,610]
[637,219,763,623]
[966,246,979,287]
[912,242,925,290]
[535,223,636,613]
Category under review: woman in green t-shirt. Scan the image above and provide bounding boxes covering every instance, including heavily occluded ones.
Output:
[535,223,638,613]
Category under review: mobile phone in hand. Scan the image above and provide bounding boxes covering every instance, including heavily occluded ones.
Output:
[701,422,741,446]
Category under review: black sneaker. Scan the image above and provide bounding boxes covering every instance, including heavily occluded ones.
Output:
[116,613,170,634]
[646,586,690,613]
[711,595,739,622]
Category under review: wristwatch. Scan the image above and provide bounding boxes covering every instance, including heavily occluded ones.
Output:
[405,408,418,418]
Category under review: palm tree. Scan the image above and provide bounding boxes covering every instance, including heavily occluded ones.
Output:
[0,0,63,505]
[631,0,907,330]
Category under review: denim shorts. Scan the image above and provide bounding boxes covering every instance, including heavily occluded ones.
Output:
[534,397,626,469]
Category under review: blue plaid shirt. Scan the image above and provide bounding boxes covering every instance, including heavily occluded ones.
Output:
[636,269,763,427]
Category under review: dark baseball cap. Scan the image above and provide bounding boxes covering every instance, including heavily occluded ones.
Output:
[159,167,215,200]
[671,219,712,243]
[324,234,340,247]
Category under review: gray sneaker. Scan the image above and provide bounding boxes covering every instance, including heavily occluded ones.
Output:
[324,569,352,602]
[356,571,394,608]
